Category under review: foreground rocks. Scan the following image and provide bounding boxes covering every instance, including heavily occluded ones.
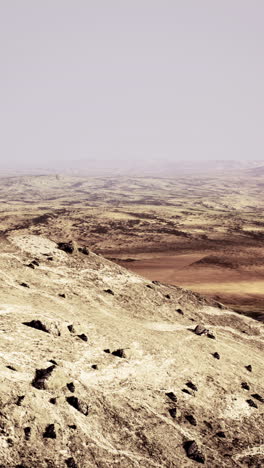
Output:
[0,234,263,467]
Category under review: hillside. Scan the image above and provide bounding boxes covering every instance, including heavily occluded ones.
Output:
[0,234,263,467]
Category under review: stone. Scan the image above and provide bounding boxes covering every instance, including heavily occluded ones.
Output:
[186,381,198,391]
[32,365,56,390]
[23,319,61,336]
[104,289,114,295]
[185,414,197,426]
[246,399,258,408]
[184,440,205,464]
[77,334,88,342]
[241,382,250,390]
[176,308,184,315]
[112,348,126,358]
[78,246,89,255]
[67,382,75,393]
[182,389,193,396]
[23,320,49,333]
[16,395,25,406]
[194,325,207,336]
[245,365,252,372]
[207,333,216,340]
[66,396,89,416]
[43,424,56,439]
[24,427,31,440]
[57,242,75,254]
[168,408,177,419]
[251,394,264,403]
[212,352,220,360]
[65,458,78,468]
[166,392,177,402]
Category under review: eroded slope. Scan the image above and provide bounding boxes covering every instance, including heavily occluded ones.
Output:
[0,235,263,467]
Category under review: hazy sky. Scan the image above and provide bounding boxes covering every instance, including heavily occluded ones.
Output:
[0,1,263,169]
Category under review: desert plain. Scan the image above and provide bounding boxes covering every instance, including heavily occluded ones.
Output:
[1,167,263,322]
[0,166,264,467]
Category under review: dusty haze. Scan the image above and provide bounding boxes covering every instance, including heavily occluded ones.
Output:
[1,1,264,172]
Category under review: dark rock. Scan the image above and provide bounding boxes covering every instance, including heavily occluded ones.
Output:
[241,382,250,390]
[66,396,89,416]
[32,365,55,390]
[77,334,88,342]
[185,414,197,426]
[43,424,56,439]
[251,393,264,403]
[165,392,177,402]
[112,348,126,358]
[168,408,177,419]
[103,349,111,353]
[186,381,198,391]
[68,425,77,430]
[67,382,75,393]
[47,256,53,261]
[152,280,160,285]
[91,365,98,370]
[146,284,154,289]
[57,242,74,254]
[215,431,226,438]
[49,359,58,365]
[104,289,114,295]
[194,325,207,336]
[65,458,78,468]
[24,427,31,440]
[16,395,25,406]
[176,308,184,315]
[20,283,30,288]
[78,246,89,255]
[67,324,75,333]
[245,365,252,372]
[26,263,35,269]
[182,388,193,396]
[246,399,258,408]
[212,352,220,360]
[49,398,57,405]
[207,333,216,340]
[165,294,171,299]
[23,320,49,333]
[31,260,40,266]
[6,365,16,371]
[59,293,66,298]
[184,440,205,464]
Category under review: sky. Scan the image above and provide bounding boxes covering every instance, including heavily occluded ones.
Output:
[0,0,264,170]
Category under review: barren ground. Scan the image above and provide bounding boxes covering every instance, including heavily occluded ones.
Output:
[0,171,263,321]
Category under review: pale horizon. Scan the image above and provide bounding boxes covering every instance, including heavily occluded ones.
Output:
[1,1,264,170]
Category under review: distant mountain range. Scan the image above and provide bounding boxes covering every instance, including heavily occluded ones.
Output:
[1,159,263,178]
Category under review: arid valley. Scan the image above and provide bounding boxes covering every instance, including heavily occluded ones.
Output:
[0,168,264,467]
[1,167,264,322]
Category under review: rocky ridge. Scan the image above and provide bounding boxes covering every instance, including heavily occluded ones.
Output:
[0,234,263,467]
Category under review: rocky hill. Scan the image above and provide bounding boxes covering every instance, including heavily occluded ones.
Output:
[0,234,263,467]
